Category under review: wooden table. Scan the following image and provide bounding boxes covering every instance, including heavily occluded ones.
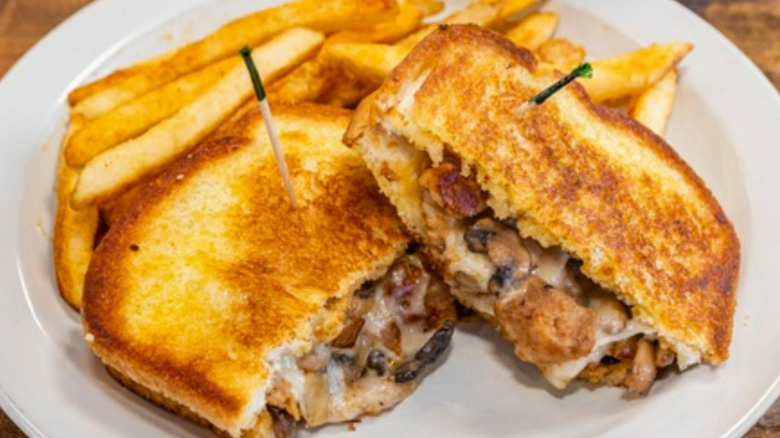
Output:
[0,0,778,436]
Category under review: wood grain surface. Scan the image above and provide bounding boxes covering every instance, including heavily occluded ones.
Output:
[0,0,778,437]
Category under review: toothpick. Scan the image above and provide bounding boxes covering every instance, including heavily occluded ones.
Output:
[516,63,594,115]
[240,46,298,208]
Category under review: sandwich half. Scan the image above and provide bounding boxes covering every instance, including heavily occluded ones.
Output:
[82,103,457,437]
[345,25,739,394]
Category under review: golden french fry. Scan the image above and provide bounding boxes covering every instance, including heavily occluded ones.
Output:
[72,28,324,208]
[67,51,176,108]
[490,0,542,32]
[629,69,679,136]
[322,43,408,87]
[66,57,237,168]
[268,59,340,104]
[320,0,538,107]
[397,0,535,48]
[497,0,539,19]
[269,1,425,105]
[54,114,99,310]
[581,42,693,104]
[410,0,444,16]
[505,12,558,51]
[328,1,426,45]
[318,74,375,108]
[68,0,398,119]
[536,38,585,71]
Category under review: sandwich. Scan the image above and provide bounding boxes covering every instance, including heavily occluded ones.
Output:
[81,103,457,437]
[344,25,739,394]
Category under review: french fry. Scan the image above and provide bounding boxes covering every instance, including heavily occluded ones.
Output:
[65,57,237,168]
[268,59,341,104]
[72,28,324,208]
[68,0,398,119]
[410,0,445,16]
[322,43,408,87]
[54,114,99,310]
[328,1,426,45]
[317,0,537,107]
[580,42,693,104]
[318,73,376,108]
[269,1,426,105]
[629,69,679,136]
[536,38,585,71]
[397,0,536,48]
[490,0,543,32]
[505,12,558,51]
[497,0,539,21]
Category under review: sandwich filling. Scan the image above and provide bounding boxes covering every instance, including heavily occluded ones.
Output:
[414,159,678,394]
[262,253,456,437]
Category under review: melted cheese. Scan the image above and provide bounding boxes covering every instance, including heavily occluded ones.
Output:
[541,322,644,389]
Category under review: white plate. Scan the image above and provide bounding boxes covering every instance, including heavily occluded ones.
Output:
[1,0,778,436]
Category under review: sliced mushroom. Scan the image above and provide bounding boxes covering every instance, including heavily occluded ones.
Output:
[464,218,532,293]
[394,321,455,383]
[587,292,629,335]
[655,344,676,368]
[297,344,331,373]
[268,406,297,438]
[366,350,389,376]
[623,338,657,395]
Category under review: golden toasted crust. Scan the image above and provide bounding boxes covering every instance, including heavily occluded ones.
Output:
[83,103,408,436]
[346,25,739,363]
[107,366,274,438]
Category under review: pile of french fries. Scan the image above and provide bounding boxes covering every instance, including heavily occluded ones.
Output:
[54,0,691,310]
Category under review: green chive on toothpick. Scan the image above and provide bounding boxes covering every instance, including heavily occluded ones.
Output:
[516,63,593,114]
[240,46,298,207]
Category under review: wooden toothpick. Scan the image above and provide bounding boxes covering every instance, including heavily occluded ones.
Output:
[516,63,593,115]
[240,46,298,208]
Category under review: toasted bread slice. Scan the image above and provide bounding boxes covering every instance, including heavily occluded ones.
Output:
[346,25,738,391]
[83,103,456,436]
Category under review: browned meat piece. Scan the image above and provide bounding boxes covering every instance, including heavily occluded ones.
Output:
[623,338,658,395]
[330,317,365,349]
[423,277,457,330]
[494,277,596,365]
[579,337,638,387]
[419,163,488,218]
[381,322,402,355]
[386,258,429,322]
[579,359,631,387]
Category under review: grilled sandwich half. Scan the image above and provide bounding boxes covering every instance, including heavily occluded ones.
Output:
[345,25,739,395]
[82,103,456,437]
